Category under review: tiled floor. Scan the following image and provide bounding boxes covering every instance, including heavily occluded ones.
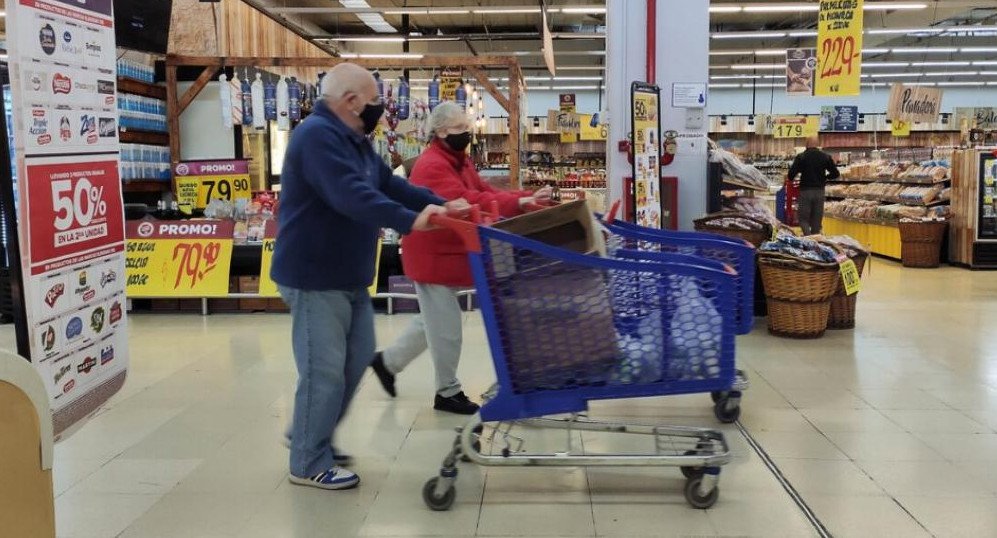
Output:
[28,259,997,537]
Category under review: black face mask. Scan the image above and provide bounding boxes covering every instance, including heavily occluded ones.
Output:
[358,102,384,134]
[445,131,473,152]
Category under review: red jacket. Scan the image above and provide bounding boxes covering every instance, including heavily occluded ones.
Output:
[402,140,530,287]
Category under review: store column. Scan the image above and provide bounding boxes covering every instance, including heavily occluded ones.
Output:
[606,0,710,230]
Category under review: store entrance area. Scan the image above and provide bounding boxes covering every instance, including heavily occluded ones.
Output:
[43,260,997,538]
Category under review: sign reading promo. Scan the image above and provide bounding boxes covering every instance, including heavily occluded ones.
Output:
[174,159,252,211]
[815,0,864,97]
[887,83,943,124]
[125,219,235,298]
[7,0,128,439]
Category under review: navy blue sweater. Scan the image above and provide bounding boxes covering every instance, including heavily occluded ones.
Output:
[271,101,442,291]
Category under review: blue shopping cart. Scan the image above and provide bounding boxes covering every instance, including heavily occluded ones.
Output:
[421,205,740,511]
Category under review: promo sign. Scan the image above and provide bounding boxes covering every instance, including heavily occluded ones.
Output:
[815,0,864,97]
[579,115,608,141]
[558,94,578,144]
[773,116,819,139]
[891,119,912,137]
[125,219,235,298]
[7,0,127,439]
[955,107,997,130]
[631,82,662,229]
[786,48,817,96]
[887,83,943,124]
[439,66,462,103]
[174,159,252,210]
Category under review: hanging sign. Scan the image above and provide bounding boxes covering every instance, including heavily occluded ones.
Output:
[820,106,859,132]
[541,7,556,76]
[815,0,864,97]
[773,116,819,139]
[174,160,252,210]
[125,220,235,298]
[558,94,578,143]
[579,115,608,141]
[439,66,462,103]
[786,48,817,96]
[631,82,662,229]
[955,107,997,130]
[887,83,943,124]
[891,119,912,137]
[7,0,128,439]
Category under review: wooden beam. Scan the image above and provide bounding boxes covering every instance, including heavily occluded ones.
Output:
[166,65,180,190]
[177,64,221,115]
[466,66,510,113]
[508,66,522,186]
[166,54,517,69]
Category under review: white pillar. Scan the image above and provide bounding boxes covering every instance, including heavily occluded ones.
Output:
[606,0,711,229]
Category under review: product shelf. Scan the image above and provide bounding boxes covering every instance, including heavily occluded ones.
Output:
[825,194,950,207]
[122,180,170,193]
[830,176,950,185]
[116,77,168,100]
[119,128,170,146]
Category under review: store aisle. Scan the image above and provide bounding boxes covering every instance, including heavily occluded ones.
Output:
[30,259,997,538]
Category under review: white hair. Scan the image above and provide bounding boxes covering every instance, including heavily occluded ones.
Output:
[428,102,469,141]
[320,63,372,101]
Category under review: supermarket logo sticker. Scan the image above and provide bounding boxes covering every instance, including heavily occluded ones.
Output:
[77,355,97,374]
[62,378,75,394]
[109,301,122,324]
[29,72,46,92]
[136,222,155,237]
[53,363,71,384]
[75,270,95,302]
[100,345,114,365]
[52,73,71,95]
[100,269,117,288]
[41,325,57,353]
[90,307,105,334]
[61,28,81,55]
[65,317,83,340]
[45,283,65,307]
[29,109,51,145]
[97,79,115,105]
[39,24,56,55]
[80,115,97,144]
[98,117,116,137]
[175,163,190,176]
[85,41,103,59]
[60,116,72,142]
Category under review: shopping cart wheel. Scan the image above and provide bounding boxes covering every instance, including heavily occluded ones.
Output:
[713,399,741,423]
[680,451,704,479]
[710,391,727,404]
[422,477,456,511]
[684,476,719,509]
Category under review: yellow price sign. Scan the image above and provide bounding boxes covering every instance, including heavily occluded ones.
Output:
[891,119,911,137]
[125,220,235,298]
[815,0,864,97]
[174,160,253,210]
[838,256,861,296]
[773,116,819,139]
[579,114,608,141]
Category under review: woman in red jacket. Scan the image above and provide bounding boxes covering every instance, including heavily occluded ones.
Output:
[371,102,551,414]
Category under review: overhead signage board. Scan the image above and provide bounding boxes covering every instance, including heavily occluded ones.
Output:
[815,0,864,97]
[887,83,943,124]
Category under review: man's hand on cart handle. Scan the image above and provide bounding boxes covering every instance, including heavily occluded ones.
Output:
[413,204,449,232]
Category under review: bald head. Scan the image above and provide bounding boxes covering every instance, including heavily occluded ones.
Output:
[321,62,382,134]
[805,136,820,149]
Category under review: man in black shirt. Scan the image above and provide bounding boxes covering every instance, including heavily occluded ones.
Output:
[788,136,840,235]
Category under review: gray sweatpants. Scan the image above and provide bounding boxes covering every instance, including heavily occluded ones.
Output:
[798,188,826,236]
[382,282,463,397]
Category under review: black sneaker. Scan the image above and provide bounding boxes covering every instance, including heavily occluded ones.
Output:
[370,352,397,397]
[434,391,480,415]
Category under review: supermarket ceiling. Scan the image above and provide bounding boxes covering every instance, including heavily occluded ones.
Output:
[250,0,997,89]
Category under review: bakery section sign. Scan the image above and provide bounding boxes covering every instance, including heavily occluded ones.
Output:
[7,0,127,439]
[887,83,943,124]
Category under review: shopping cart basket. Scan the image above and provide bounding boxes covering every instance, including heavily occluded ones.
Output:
[421,206,737,511]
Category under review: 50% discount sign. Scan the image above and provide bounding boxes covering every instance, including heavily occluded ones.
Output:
[125,220,235,298]
[51,177,109,246]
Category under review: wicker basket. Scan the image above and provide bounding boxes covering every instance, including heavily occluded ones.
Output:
[694,212,772,248]
[758,253,841,339]
[899,220,948,268]
[828,253,868,330]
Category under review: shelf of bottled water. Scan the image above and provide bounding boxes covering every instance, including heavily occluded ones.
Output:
[118,93,167,132]
[117,59,155,84]
[120,143,171,181]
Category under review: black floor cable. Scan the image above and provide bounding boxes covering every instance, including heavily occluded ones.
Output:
[735,421,835,538]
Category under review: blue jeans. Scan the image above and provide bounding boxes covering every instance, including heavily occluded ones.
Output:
[279,285,375,478]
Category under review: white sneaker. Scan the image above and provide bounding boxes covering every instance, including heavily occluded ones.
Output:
[288,466,360,490]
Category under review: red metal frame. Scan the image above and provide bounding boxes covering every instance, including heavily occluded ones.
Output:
[784,179,800,227]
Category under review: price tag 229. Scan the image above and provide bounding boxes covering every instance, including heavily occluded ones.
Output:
[838,257,861,296]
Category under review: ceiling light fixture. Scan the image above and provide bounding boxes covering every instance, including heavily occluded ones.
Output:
[922,71,978,76]
[712,32,787,40]
[962,47,997,53]
[744,5,819,13]
[334,36,407,42]
[754,49,787,56]
[709,6,743,13]
[862,62,911,68]
[891,47,958,53]
[560,7,607,14]
[909,61,971,67]
[862,48,890,54]
[730,63,785,69]
[710,50,753,56]
[473,8,542,14]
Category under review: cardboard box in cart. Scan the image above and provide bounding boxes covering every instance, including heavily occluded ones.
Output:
[487,201,618,391]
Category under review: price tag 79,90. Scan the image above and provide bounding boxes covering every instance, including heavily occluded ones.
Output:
[197,176,251,208]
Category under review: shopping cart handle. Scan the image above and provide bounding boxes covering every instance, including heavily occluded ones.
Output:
[606,200,621,223]
[427,204,490,253]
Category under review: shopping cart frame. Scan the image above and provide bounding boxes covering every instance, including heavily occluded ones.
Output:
[420,207,736,511]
